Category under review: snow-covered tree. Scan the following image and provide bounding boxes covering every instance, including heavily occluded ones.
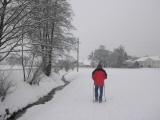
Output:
[89,45,111,67]
[27,0,76,76]
[89,45,128,68]
[111,45,128,67]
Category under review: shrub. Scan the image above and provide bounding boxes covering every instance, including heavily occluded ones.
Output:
[0,72,14,102]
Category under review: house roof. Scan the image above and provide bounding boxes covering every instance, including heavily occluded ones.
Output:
[125,59,135,63]
[136,56,160,62]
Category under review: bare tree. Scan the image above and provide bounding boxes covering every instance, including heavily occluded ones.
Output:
[0,0,33,61]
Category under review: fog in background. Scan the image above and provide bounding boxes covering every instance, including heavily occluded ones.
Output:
[70,0,160,60]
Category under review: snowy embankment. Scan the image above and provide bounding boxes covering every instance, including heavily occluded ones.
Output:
[0,65,75,119]
[17,68,160,120]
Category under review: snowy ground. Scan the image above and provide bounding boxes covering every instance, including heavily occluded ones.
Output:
[17,68,160,120]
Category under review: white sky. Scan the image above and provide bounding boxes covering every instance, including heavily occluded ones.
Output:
[70,0,160,60]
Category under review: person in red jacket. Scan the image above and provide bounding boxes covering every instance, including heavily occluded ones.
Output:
[92,63,107,102]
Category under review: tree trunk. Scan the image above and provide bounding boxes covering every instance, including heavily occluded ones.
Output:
[21,28,26,81]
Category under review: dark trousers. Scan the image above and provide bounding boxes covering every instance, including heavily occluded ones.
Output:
[95,85,103,100]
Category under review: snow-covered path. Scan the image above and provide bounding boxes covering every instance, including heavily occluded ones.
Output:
[18,68,160,120]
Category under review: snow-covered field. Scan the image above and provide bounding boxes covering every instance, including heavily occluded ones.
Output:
[17,68,160,120]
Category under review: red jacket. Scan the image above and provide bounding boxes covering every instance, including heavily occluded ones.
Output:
[92,69,107,86]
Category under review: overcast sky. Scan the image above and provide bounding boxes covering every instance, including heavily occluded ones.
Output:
[70,0,160,60]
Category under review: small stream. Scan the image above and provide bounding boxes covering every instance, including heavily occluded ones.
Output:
[6,75,70,120]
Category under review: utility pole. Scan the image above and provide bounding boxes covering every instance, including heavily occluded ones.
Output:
[77,38,79,72]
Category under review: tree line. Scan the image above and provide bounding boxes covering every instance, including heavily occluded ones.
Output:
[88,45,136,68]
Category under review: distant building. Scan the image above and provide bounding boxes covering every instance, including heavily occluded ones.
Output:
[124,59,137,68]
[136,56,160,68]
